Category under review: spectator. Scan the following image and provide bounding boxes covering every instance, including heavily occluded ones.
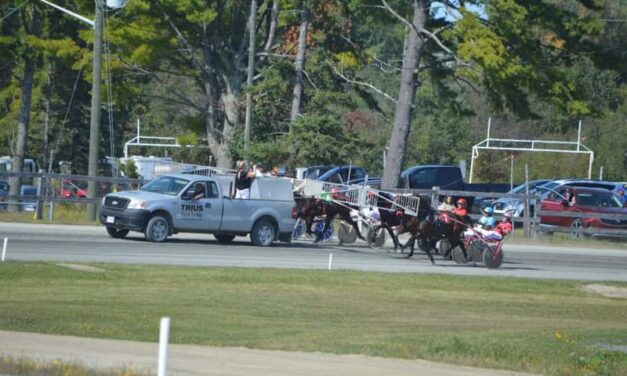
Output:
[235,161,253,199]
[270,166,279,177]
[438,196,455,211]
[565,188,576,206]
[253,162,267,177]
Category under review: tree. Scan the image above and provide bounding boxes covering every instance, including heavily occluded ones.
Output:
[2,3,42,212]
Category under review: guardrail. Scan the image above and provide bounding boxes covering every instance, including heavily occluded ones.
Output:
[0,172,144,220]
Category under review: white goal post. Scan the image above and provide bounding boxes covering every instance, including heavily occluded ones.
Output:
[468,119,594,183]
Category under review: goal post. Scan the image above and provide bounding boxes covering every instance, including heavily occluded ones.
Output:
[468,119,594,183]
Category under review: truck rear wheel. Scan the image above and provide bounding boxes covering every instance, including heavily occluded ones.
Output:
[250,218,275,246]
[214,234,236,243]
[106,226,129,239]
[144,215,169,242]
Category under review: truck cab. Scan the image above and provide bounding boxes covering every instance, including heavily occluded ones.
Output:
[100,174,296,246]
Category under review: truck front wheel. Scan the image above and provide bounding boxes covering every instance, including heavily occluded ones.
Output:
[250,218,275,246]
[144,215,169,242]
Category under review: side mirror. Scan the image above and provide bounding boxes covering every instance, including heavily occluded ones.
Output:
[182,191,194,200]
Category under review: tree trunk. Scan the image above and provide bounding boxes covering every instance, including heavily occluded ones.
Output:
[9,8,41,212]
[289,6,309,124]
[381,0,427,190]
[216,78,242,169]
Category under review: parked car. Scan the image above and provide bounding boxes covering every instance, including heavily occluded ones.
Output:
[484,179,552,217]
[296,165,334,180]
[538,178,618,195]
[539,186,627,238]
[61,179,87,198]
[399,165,511,209]
[316,166,374,185]
[19,185,37,212]
[0,180,9,210]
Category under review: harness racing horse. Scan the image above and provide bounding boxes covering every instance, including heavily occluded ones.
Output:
[294,193,365,243]
[370,191,436,264]
[405,211,469,261]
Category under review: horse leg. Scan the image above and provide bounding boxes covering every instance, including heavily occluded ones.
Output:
[386,225,400,250]
[424,238,436,265]
[305,215,315,236]
[343,211,365,241]
[404,233,417,258]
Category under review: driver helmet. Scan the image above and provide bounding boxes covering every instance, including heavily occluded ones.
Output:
[456,198,467,207]
[482,206,494,215]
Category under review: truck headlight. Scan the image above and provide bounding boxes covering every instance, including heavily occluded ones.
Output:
[127,199,147,209]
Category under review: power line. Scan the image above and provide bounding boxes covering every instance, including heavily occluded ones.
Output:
[0,0,29,22]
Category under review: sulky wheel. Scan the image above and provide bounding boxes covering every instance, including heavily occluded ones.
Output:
[292,218,306,240]
[338,221,358,244]
[367,225,386,249]
[313,221,334,243]
[438,239,452,260]
[483,245,504,269]
[452,246,468,264]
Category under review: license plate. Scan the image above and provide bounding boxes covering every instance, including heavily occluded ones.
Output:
[106,216,115,224]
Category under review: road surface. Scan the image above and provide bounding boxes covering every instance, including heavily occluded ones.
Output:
[1,222,625,282]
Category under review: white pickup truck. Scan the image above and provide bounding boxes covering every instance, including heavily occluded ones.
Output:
[99,173,297,246]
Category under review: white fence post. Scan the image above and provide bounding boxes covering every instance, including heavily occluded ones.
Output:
[158,317,170,376]
[1,238,7,262]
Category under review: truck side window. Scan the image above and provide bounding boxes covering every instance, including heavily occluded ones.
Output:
[411,169,436,188]
[207,181,219,198]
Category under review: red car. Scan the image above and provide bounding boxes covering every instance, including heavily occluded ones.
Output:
[61,180,87,198]
[539,186,627,238]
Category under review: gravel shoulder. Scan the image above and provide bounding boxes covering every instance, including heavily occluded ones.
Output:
[0,331,534,376]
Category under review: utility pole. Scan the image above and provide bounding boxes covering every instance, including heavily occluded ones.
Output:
[87,0,104,221]
[40,0,127,222]
[244,0,257,161]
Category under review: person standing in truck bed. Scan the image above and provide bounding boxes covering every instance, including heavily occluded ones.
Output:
[235,161,254,199]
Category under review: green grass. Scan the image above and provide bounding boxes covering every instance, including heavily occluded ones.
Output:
[0,262,626,375]
[0,203,98,225]
[0,355,149,376]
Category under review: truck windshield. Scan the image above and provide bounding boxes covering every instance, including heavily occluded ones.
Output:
[141,176,190,196]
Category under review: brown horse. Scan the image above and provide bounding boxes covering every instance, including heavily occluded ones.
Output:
[370,191,436,263]
[294,194,365,243]
[405,211,469,260]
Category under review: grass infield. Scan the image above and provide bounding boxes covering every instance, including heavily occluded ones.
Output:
[0,262,625,375]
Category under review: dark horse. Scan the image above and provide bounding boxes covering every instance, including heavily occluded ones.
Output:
[370,191,436,263]
[294,192,365,243]
[405,211,469,260]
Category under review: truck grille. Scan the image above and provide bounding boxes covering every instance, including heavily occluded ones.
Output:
[104,196,129,210]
